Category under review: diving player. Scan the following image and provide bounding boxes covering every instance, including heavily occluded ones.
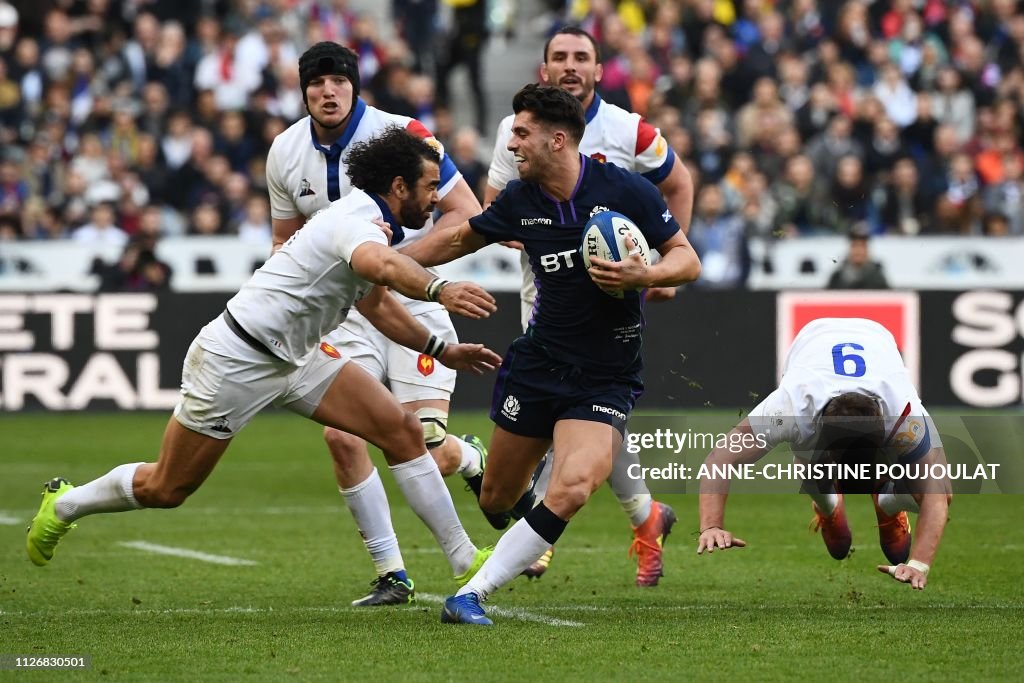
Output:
[696,318,952,590]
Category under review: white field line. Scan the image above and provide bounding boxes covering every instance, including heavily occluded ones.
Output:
[118,541,258,566]
[0,512,23,525]
[417,592,584,627]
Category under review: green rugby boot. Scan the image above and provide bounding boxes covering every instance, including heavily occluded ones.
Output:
[26,478,76,566]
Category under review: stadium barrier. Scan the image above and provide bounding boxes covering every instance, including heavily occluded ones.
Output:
[3,289,1024,412]
[5,237,1024,293]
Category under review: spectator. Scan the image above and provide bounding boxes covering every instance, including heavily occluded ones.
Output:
[806,114,864,179]
[435,0,488,132]
[73,201,128,247]
[189,201,223,236]
[393,0,439,74]
[982,211,1012,236]
[772,154,832,235]
[983,152,1024,234]
[688,183,751,289]
[735,77,794,149]
[449,126,487,201]
[873,62,917,127]
[0,156,29,219]
[936,152,982,233]
[828,155,872,235]
[193,24,260,111]
[827,228,890,289]
[97,241,172,292]
[237,193,271,244]
[880,157,934,234]
[931,66,976,144]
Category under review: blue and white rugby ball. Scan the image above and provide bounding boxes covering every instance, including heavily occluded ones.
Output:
[581,211,651,298]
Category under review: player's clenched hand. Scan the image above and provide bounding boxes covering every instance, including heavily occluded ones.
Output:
[697,527,747,554]
[439,343,502,374]
[438,282,497,319]
[588,233,650,292]
[877,563,928,590]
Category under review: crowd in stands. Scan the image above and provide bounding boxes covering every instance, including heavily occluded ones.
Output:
[1,0,1023,291]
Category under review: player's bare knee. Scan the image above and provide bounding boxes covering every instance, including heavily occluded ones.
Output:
[545,481,593,516]
[429,442,460,477]
[323,426,363,464]
[479,483,517,514]
[382,411,427,462]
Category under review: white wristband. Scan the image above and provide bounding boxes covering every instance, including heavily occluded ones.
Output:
[906,559,930,574]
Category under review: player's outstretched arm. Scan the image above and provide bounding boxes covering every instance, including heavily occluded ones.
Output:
[697,419,770,555]
[356,287,501,374]
[349,241,496,319]
[433,178,482,231]
[877,447,952,590]
[398,220,489,267]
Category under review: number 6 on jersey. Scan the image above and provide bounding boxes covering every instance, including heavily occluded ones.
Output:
[832,343,866,377]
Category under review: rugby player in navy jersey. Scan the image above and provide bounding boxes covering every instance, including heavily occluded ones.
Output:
[400,84,702,625]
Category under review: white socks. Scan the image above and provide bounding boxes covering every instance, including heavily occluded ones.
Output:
[619,494,653,528]
[457,517,550,601]
[807,488,840,515]
[339,468,405,576]
[608,434,655,526]
[55,462,144,523]
[390,454,476,575]
[877,482,921,515]
[453,436,483,478]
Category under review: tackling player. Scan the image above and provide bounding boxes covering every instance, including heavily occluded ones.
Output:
[265,42,509,606]
[696,318,953,590]
[402,84,702,624]
[26,129,503,583]
[484,26,695,585]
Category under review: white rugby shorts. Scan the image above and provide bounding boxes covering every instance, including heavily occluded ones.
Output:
[325,307,457,403]
[174,317,349,439]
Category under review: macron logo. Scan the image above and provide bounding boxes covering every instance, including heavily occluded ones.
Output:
[521,218,552,226]
[592,405,626,420]
[662,210,672,223]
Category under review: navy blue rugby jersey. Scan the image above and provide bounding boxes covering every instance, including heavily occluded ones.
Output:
[469,155,680,375]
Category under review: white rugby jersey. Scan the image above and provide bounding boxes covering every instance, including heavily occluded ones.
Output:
[225,190,388,365]
[266,98,460,317]
[747,318,933,462]
[487,93,675,191]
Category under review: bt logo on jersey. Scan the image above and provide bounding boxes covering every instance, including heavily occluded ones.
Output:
[540,249,577,272]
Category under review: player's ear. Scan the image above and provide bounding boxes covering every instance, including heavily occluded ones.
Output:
[540,62,551,84]
[390,175,408,198]
[594,62,603,83]
[551,129,567,151]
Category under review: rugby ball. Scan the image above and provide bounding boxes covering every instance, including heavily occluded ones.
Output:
[581,211,651,298]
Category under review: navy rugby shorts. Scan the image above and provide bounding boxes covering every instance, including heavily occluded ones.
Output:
[489,336,642,438]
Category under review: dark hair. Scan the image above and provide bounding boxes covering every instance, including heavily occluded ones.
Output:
[299,42,360,102]
[815,392,885,492]
[543,26,601,64]
[512,83,586,144]
[346,126,441,196]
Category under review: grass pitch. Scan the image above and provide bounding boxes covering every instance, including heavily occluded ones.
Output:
[2,411,1021,681]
